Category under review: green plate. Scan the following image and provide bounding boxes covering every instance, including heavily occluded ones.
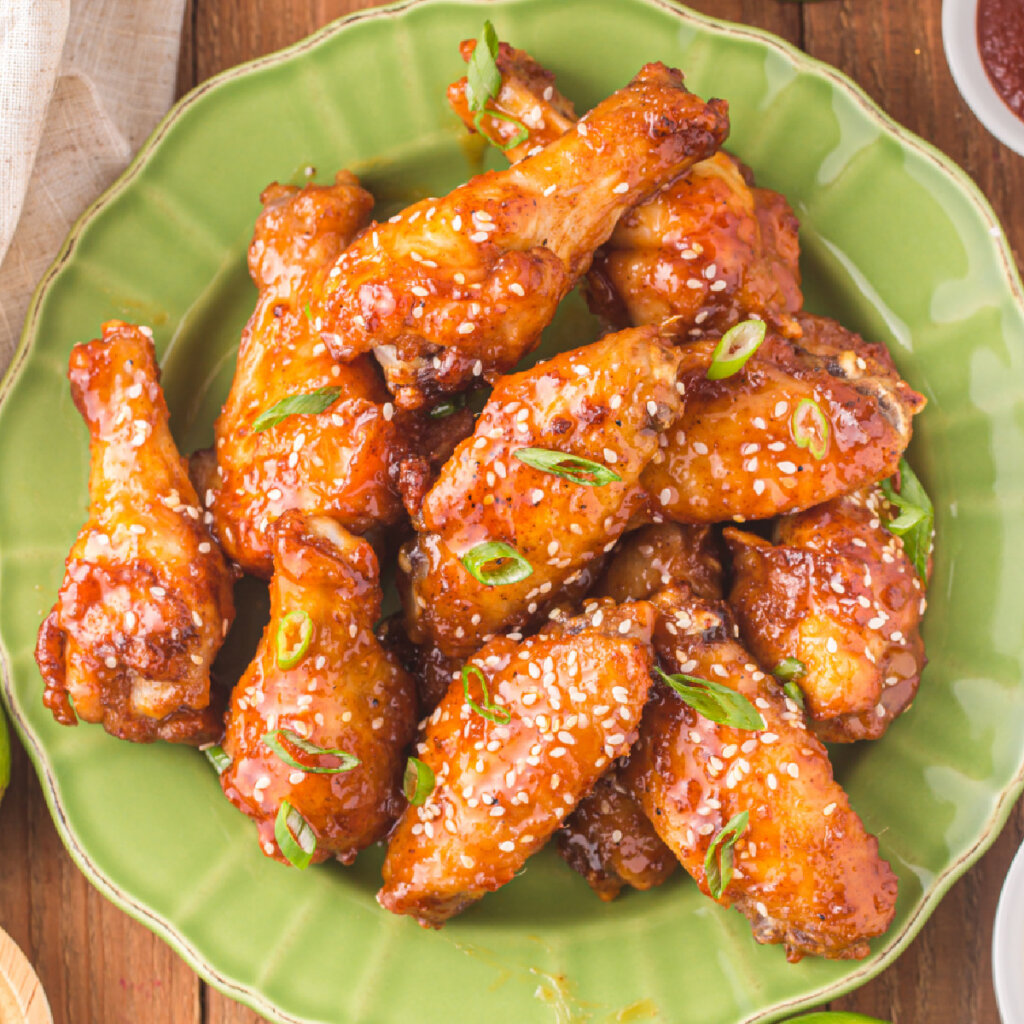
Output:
[2,1,1023,1021]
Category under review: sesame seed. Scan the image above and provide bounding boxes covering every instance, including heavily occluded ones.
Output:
[510,282,525,297]
[612,182,629,194]
[823,802,837,816]
[104,655,117,669]
[499,840,515,852]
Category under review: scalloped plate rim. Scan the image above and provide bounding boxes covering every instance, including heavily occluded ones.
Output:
[1,0,1023,1022]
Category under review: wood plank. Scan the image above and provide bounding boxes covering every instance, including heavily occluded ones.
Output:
[0,740,201,1024]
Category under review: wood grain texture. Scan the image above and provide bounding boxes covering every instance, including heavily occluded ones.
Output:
[1,2,1021,1023]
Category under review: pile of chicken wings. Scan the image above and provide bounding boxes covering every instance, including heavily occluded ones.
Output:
[36,31,932,963]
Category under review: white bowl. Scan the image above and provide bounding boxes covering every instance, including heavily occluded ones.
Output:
[994,840,1024,1024]
[942,0,1024,157]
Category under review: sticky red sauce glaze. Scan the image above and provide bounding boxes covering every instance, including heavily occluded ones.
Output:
[978,0,1024,122]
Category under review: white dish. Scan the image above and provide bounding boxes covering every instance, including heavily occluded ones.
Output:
[942,0,1024,157]
[993,840,1024,1023]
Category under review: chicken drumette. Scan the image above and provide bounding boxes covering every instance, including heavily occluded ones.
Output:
[448,39,802,338]
[36,321,235,743]
[202,172,413,577]
[726,484,927,742]
[398,325,681,660]
[642,313,927,524]
[308,62,729,409]
[220,511,416,866]
[625,585,898,961]
[378,598,654,926]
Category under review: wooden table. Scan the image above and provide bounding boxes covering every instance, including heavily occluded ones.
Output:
[1,1,1021,1021]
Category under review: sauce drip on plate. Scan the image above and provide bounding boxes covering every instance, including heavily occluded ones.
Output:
[978,0,1024,123]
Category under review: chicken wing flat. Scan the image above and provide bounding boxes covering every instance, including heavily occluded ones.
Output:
[378,599,654,926]
[725,485,926,742]
[220,512,416,866]
[624,585,898,961]
[35,321,235,743]
[448,40,802,338]
[641,313,926,523]
[206,172,412,576]
[556,771,677,901]
[399,326,681,659]
[309,63,728,409]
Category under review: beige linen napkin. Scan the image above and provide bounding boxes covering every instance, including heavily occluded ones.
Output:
[0,0,187,373]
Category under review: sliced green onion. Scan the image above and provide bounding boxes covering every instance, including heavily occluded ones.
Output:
[655,668,765,731]
[303,302,313,323]
[429,394,466,419]
[791,397,831,460]
[881,457,934,583]
[473,109,530,152]
[204,744,231,775]
[253,386,341,433]
[466,21,501,112]
[461,664,512,724]
[781,681,805,709]
[261,729,360,775]
[772,657,806,683]
[706,319,767,380]
[512,447,621,486]
[274,800,317,869]
[403,757,436,805]
[460,540,533,586]
[276,610,313,669]
[704,810,749,899]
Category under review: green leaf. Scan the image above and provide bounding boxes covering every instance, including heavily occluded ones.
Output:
[783,1015,890,1024]
[253,386,341,433]
[656,668,765,731]
[704,810,748,899]
[881,457,934,582]
[466,21,501,112]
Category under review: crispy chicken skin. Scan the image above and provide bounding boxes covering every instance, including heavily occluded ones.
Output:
[399,326,682,659]
[725,485,926,742]
[378,599,655,926]
[220,512,417,866]
[35,321,235,743]
[310,62,729,409]
[642,313,927,524]
[624,585,898,961]
[205,172,412,576]
[595,522,723,604]
[448,41,802,338]
[556,772,678,901]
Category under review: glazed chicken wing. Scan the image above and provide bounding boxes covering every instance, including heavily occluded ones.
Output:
[35,321,235,743]
[399,326,681,659]
[378,599,654,926]
[204,172,412,576]
[556,771,678,902]
[725,485,926,742]
[220,511,416,865]
[642,313,926,524]
[557,521,721,900]
[624,585,898,961]
[595,522,723,604]
[448,40,802,338]
[309,62,729,409]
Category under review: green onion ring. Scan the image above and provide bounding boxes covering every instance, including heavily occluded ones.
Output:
[274,800,317,869]
[203,744,231,775]
[276,610,313,669]
[706,319,767,380]
[262,729,360,775]
[790,397,831,460]
[460,540,533,586]
[403,757,436,805]
[461,664,513,724]
[704,810,749,899]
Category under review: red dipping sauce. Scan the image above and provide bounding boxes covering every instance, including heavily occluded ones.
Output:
[977,0,1024,123]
